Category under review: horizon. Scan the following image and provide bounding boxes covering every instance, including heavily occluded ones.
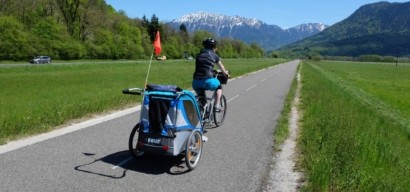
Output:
[105,0,409,28]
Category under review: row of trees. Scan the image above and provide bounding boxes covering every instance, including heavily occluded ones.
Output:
[0,0,264,61]
[322,54,410,63]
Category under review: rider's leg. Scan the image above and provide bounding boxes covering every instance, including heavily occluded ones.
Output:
[215,87,222,109]
[193,79,206,106]
[198,90,206,107]
[204,78,222,109]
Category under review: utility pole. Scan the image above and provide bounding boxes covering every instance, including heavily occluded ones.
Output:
[395,47,400,67]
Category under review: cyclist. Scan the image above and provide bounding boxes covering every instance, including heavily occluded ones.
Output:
[192,38,229,111]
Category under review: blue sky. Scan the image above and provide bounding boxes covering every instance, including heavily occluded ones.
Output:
[105,0,408,28]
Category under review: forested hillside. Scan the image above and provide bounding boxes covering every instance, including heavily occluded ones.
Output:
[0,0,264,61]
[277,1,410,58]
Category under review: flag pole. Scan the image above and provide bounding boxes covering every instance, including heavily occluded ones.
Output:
[144,49,155,89]
[144,31,161,89]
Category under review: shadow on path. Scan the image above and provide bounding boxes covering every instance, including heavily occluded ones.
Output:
[74,150,191,179]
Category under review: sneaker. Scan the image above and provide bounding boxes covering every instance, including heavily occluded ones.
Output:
[214,105,222,112]
[203,114,210,122]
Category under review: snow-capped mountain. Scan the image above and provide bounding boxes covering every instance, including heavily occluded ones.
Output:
[175,12,263,30]
[168,12,328,50]
[286,23,328,42]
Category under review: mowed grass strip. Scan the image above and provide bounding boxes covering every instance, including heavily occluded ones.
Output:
[299,61,410,191]
[314,61,410,129]
[0,58,286,144]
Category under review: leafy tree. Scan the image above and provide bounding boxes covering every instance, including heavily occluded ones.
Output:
[218,39,237,58]
[163,36,182,58]
[0,16,30,60]
[179,23,189,44]
[141,15,149,28]
[192,30,214,48]
[55,0,82,37]
[250,42,264,57]
[147,14,160,42]
[383,56,396,63]
[358,54,382,62]
[31,17,63,40]
[55,40,87,60]
[231,40,246,56]
[179,23,187,33]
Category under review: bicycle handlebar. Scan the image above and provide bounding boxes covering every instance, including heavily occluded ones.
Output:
[122,88,144,95]
[213,69,228,75]
[214,69,230,84]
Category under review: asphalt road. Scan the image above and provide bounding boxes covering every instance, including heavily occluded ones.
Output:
[0,60,142,68]
[0,60,300,192]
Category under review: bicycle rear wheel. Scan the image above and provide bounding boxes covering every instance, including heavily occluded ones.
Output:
[214,95,227,126]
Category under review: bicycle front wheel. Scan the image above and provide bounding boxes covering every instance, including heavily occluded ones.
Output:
[214,95,227,126]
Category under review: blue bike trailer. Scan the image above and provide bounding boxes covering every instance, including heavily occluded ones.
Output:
[135,84,203,156]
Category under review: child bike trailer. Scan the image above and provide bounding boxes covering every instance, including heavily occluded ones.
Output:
[124,84,204,170]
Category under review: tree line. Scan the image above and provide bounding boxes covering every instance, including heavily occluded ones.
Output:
[0,0,264,61]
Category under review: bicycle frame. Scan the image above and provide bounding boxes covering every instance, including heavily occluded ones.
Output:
[199,89,217,121]
[197,87,227,127]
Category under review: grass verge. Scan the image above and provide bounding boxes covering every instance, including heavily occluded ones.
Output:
[298,61,410,191]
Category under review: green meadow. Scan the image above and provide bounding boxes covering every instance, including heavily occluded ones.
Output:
[4,58,409,191]
[299,61,410,191]
[0,58,286,144]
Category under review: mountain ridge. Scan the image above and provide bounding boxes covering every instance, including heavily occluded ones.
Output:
[167,12,328,50]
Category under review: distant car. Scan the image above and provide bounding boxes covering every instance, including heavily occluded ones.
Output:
[183,51,193,60]
[30,56,51,64]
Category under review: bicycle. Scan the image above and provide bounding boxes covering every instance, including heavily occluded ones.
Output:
[196,70,228,128]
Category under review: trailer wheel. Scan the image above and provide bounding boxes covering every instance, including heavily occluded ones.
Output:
[185,130,203,170]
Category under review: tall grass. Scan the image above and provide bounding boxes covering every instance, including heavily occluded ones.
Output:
[0,58,286,144]
[299,61,410,191]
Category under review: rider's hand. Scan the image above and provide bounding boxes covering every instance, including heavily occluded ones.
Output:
[224,70,230,78]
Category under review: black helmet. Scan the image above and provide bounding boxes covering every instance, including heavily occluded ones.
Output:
[202,38,217,49]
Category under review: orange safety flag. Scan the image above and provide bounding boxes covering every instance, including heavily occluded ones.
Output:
[153,31,161,56]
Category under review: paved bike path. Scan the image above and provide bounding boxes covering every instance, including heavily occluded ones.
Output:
[0,60,299,192]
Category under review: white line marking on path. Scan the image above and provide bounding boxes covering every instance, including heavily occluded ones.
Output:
[227,95,239,103]
[261,78,268,82]
[246,84,258,91]
[112,157,133,170]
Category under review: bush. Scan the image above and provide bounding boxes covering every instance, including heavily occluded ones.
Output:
[358,54,382,62]
[383,56,397,63]
[310,55,322,61]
